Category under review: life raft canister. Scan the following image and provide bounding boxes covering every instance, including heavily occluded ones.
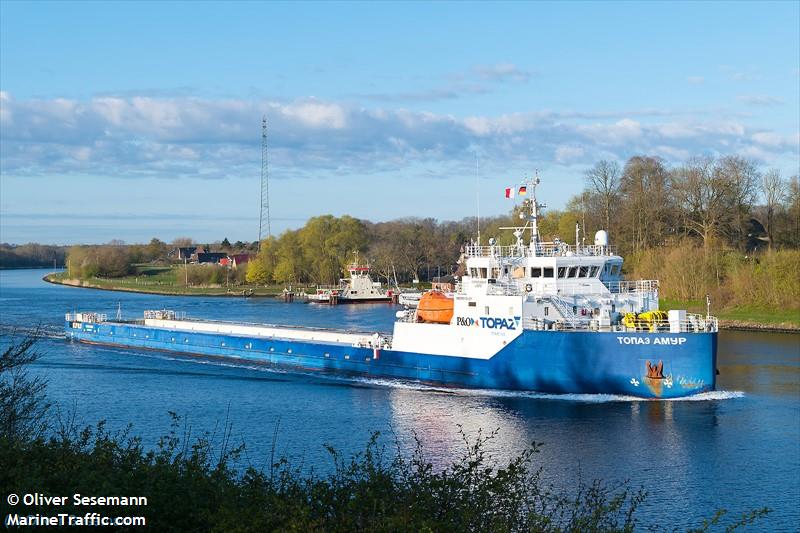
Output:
[525,283,533,292]
[416,290,454,324]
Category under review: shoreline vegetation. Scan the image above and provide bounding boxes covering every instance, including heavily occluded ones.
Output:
[6,154,799,332]
[0,334,772,531]
[41,270,799,332]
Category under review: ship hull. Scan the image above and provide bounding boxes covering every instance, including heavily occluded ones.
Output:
[65,321,716,399]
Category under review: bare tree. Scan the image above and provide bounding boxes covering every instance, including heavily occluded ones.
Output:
[0,330,50,440]
[672,156,758,250]
[756,169,787,251]
[171,237,194,248]
[787,175,800,246]
[716,155,759,246]
[620,156,673,253]
[584,160,621,233]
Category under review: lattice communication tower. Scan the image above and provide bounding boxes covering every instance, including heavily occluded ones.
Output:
[258,115,271,248]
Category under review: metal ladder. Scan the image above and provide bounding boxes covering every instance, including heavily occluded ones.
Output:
[547,295,585,327]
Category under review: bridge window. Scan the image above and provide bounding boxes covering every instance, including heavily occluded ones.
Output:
[579,266,589,277]
[531,267,541,277]
[569,267,579,278]
[543,267,554,278]
[469,268,478,277]
[544,306,549,316]
[479,267,487,278]
[590,266,599,277]
[558,267,567,278]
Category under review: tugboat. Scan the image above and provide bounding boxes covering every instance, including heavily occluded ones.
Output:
[65,175,717,398]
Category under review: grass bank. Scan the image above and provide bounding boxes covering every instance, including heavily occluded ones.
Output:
[43,267,296,298]
[659,298,800,332]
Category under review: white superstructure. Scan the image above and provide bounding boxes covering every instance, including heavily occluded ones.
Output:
[390,175,714,358]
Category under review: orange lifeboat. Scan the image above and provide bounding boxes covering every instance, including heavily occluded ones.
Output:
[416,290,454,324]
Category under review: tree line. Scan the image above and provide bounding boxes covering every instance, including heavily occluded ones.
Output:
[63,239,170,278]
[55,153,799,309]
[244,155,798,287]
[571,155,798,253]
[0,243,66,268]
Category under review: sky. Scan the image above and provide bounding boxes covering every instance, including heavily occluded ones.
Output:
[1,1,798,245]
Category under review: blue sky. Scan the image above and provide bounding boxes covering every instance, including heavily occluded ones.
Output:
[1,1,798,245]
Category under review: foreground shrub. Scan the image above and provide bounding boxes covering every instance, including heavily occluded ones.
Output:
[0,419,769,532]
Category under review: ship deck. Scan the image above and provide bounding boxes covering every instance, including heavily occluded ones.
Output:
[133,317,390,347]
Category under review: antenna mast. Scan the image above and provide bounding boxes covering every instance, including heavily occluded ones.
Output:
[258,115,271,249]
[475,154,481,245]
[528,171,545,251]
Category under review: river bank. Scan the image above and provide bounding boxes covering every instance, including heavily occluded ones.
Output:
[43,273,290,298]
[43,273,799,332]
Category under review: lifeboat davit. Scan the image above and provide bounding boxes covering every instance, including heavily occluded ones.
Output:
[416,290,454,324]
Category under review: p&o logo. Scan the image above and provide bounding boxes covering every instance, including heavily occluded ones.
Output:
[456,316,521,330]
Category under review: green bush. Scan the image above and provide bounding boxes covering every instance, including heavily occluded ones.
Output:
[629,244,800,312]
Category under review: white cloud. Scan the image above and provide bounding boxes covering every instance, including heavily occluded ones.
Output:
[279,100,347,129]
[720,65,757,82]
[1,92,797,180]
[575,119,643,146]
[473,63,534,83]
[687,76,705,85]
[0,91,12,126]
[737,95,784,106]
[554,145,585,164]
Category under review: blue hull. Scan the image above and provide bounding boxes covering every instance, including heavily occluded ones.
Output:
[65,321,716,399]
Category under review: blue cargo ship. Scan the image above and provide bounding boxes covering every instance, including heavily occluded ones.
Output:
[65,177,717,399]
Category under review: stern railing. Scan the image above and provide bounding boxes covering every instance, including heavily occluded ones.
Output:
[464,243,617,258]
[522,312,718,333]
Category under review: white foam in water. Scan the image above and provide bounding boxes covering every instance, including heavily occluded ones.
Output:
[342,376,746,403]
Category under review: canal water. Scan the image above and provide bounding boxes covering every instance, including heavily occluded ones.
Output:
[1,269,798,530]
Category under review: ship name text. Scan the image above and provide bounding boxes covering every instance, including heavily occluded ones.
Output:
[616,336,687,345]
[455,316,521,331]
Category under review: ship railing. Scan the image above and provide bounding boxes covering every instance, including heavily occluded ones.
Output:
[143,309,186,320]
[524,280,658,299]
[643,313,718,333]
[351,333,393,350]
[65,312,107,323]
[486,280,522,296]
[456,279,522,296]
[601,280,659,294]
[464,243,616,258]
[522,313,718,333]
[395,309,416,323]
